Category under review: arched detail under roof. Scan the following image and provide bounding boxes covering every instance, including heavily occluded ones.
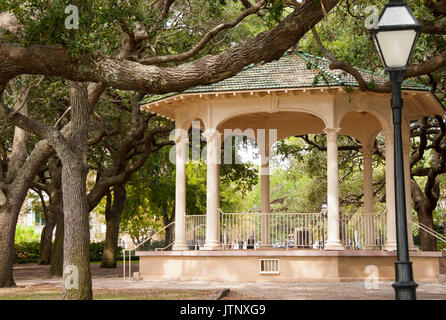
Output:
[216,108,328,132]
[337,108,390,133]
[338,111,384,149]
[178,116,206,131]
[216,110,327,152]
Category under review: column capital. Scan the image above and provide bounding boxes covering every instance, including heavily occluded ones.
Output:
[382,131,394,145]
[360,148,375,157]
[174,134,188,146]
[323,127,341,135]
[382,130,393,138]
[202,129,221,142]
[323,128,341,142]
[203,129,221,165]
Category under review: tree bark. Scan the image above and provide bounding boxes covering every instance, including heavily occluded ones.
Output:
[0,142,56,287]
[38,189,55,265]
[58,82,92,300]
[0,83,47,287]
[50,201,64,276]
[163,204,175,249]
[46,157,64,276]
[0,0,341,92]
[100,184,126,268]
[38,214,55,265]
[0,202,18,287]
[411,179,437,251]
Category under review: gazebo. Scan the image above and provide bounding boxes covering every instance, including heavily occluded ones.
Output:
[136,50,445,282]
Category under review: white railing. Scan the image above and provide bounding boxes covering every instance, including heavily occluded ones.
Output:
[186,215,206,248]
[122,221,174,279]
[220,212,327,249]
[340,213,387,250]
[183,211,387,250]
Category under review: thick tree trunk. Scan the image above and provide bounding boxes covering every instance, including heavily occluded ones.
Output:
[0,82,29,286]
[0,80,102,288]
[0,145,56,287]
[0,203,18,287]
[39,216,55,265]
[411,179,437,251]
[101,184,126,268]
[60,159,91,299]
[163,204,175,249]
[418,204,437,251]
[38,191,55,265]
[49,194,64,276]
[48,158,64,276]
[58,82,92,300]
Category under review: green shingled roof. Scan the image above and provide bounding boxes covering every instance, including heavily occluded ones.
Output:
[140,51,431,105]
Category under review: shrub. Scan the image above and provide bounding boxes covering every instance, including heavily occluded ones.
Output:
[90,242,105,262]
[138,240,166,251]
[14,241,40,263]
[90,242,124,262]
[14,241,127,263]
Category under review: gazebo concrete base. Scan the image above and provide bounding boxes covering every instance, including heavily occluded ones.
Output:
[136,250,444,282]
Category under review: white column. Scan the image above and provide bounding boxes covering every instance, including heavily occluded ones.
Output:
[172,134,187,251]
[324,128,344,250]
[217,163,221,245]
[260,156,271,246]
[362,148,376,249]
[384,132,397,251]
[202,129,221,250]
[403,142,416,250]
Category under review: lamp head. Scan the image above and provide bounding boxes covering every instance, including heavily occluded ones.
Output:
[371,0,421,70]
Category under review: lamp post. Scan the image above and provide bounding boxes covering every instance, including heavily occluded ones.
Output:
[371,0,420,300]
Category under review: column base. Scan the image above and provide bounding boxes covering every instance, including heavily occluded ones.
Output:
[324,241,344,251]
[384,241,397,251]
[172,242,188,251]
[201,242,222,251]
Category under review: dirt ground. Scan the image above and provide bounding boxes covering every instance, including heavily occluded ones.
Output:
[4,262,446,300]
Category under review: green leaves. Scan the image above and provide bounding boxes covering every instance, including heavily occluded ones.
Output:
[265,0,284,28]
[5,0,153,57]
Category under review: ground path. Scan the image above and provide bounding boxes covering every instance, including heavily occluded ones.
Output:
[2,263,445,300]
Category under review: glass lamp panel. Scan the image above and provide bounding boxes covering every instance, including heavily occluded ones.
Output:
[377,6,417,27]
[375,29,417,68]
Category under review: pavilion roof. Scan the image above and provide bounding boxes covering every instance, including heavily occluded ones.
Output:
[140,50,432,105]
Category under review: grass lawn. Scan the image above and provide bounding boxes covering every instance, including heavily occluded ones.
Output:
[0,286,220,300]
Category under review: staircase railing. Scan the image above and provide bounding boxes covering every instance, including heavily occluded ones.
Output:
[155,224,206,251]
[122,221,175,279]
[411,221,446,245]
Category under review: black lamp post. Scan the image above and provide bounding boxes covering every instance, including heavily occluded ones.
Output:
[371,0,420,300]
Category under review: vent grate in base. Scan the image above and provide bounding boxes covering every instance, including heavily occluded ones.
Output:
[259,258,280,274]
